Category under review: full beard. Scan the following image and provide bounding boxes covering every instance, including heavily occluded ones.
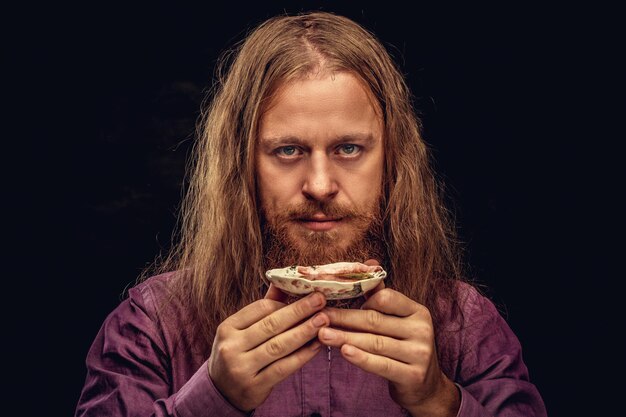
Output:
[261,199,387,307]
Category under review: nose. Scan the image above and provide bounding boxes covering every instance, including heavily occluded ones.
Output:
[301,152,338,202]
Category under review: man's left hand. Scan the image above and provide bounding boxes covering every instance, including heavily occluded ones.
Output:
[318,288,460,417]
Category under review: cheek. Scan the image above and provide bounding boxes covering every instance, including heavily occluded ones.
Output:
[351,158,383,203]
[256,162,273,210]
[257,165,300,208]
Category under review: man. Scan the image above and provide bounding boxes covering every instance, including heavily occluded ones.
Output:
[75,11,547,417]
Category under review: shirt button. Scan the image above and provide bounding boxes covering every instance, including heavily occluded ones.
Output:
[310,413,322,417]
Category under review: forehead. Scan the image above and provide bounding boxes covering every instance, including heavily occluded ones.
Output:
[258,72,383,144]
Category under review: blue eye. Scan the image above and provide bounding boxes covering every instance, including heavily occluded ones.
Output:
[338,144,359,155]
[275,146,301,158]
[280,146,296,155]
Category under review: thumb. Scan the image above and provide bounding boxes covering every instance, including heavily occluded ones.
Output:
[363,280,385,301]
[363,259,385,300]
[264,283,289,303]
[363,258,381,267]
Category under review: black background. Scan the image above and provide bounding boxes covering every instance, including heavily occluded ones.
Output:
[6,2,622,416]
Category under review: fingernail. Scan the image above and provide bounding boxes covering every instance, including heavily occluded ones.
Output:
[309,293,323,308]
[312,314,326,327]
[321,328,336,341]
[343,344,356,356]
[310,341,322,351]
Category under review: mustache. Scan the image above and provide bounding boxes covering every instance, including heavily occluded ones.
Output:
[284,201,366,220]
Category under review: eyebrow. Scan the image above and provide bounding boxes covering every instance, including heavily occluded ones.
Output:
[259,133,378,149]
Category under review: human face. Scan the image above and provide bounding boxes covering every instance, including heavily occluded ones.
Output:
[256,71,384,261]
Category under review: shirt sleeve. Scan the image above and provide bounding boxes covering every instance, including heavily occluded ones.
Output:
[74,288,247,417]
[452,289,547,417]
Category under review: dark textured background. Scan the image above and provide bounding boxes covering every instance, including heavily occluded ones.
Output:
[6,2,621,416]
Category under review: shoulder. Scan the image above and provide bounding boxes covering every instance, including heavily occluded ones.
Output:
[456,281,499,318]
[449,280,522,355]
[129,271,175,299]
[435,280,510,355]
[116,272,179,324]
[437,280,500,331]
[437,281,525,378]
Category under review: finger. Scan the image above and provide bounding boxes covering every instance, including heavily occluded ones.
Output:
[255,338,323,387]
[225,298,286,330]
[363,280,385,300]
[361,288,421,317]
[264,283,289,303]
[242,292,326,349]
[323,307,409,339]
[228,283,306,330]
[340,344,413,385]
[362,259,385,300]
[248,311,329,368]
[318,327,415,364]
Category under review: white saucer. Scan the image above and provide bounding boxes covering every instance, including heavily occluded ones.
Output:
[265,265,387,300]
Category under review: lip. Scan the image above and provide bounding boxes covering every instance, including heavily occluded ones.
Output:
[298,216,342,232]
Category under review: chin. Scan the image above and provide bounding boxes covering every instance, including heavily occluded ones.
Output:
[291,228,342,247]
[263,220,374,267]
[290,235,356,262]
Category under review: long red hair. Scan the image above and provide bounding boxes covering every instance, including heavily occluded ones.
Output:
[147,11,465,351]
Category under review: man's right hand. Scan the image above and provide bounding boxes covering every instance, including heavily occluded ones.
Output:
[207,287,328,411]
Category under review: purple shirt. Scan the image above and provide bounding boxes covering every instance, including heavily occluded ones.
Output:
[75,273,547,417]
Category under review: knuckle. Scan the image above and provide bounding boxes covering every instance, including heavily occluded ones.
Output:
[365,309,382,329]
[413,322,434,339]
[331,307,346,323]
[404,321,420,336]
[368,288,393,308]
[381,358,393,375]
[265,338,285,357]
[260,314,282,335]
[372,336,386,354]
[422,344,434,358]
[258,299,280,315]
[411,344,433,361]
[215,342,227,356]
[215,322,230,340]
[376,288,393,305]
[292,299,310,318]
[215,341,233,359]
[407,344,421,359]
[408,367,427,384]
[415,303,432,319]
[272,362,289,379]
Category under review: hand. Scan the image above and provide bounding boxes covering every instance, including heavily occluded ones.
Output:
[208,286,329,411]
[318,286,460,417]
